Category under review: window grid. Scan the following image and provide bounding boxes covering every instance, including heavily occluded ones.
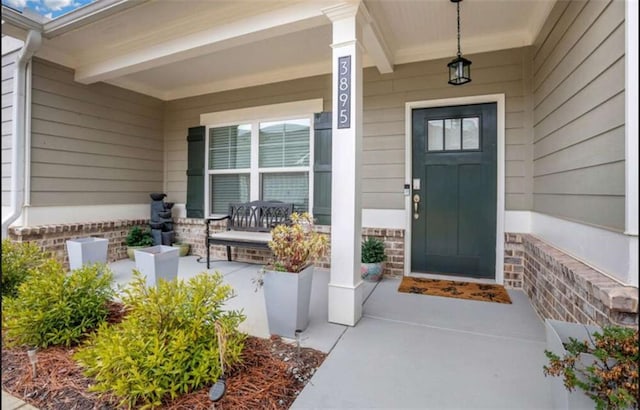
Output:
[205,116,314,217]
[426,116,481,152]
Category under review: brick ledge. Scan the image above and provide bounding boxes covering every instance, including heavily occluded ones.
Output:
[523,234,638,315]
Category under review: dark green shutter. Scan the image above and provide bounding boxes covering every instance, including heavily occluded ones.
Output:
[186,126,205,218]
[313,112,332,225]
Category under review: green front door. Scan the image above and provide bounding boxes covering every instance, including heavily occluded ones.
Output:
[411,103,497,279]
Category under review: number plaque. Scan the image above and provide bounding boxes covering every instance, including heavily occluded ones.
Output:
[337,55,351,129]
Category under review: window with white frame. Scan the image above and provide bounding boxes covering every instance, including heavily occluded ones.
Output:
[205,117,313,216]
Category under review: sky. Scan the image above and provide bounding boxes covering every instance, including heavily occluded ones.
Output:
[2,0,93,20]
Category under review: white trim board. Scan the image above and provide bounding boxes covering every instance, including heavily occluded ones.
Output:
[625,0,639,236]
[473,209,637,286]
[504,210,531,233]
[362,209,404,229]
[530,212,638,287]
[1,207,14,224]
[1,35,23,55]
[200,99,323,126]
[14,204,408,230]
[404,94,506,284]
[375,209,528,232]
[20,205,149,226]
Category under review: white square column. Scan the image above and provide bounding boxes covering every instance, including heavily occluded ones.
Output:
[323,3,365,326]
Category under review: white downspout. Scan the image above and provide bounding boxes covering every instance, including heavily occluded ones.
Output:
[24,56,33,209]
[1,30,42,239]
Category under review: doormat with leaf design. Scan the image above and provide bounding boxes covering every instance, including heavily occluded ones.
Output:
[398,276,512,304]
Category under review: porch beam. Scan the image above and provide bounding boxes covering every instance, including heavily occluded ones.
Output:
[358,2,394,74]
[323,2,365,326]
[73,1,333,84]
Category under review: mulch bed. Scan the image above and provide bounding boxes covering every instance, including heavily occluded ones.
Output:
[1,302,326,409]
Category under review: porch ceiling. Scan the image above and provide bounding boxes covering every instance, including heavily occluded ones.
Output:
[2,0,555,101]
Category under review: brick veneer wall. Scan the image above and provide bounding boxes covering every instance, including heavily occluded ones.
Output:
[519,234,637,328]
[9,218,405,278]
[8,220,149,270]
[504,233,525,288]
[10,219,636,328]
[173,218,405,278]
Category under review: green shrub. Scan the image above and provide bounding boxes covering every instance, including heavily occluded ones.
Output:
[361,237,386,264]
[74,271,246,409]
[544,326,639,410]
[126,226,154,247]
[2,260,114,348]
[1,239,49,298]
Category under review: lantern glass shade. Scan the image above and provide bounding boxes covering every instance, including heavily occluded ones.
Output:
[447,56,472,85]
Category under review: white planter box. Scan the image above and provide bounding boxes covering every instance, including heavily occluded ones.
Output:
[134,245,179,287]
[545,319,601,410]
[263,264,314,339]
[66,237,109,270]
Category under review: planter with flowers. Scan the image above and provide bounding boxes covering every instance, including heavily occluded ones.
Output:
[258,212,328,339]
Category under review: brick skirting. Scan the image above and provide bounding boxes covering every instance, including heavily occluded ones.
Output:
[8,218,405,278]
[505,233,638,328]
[504,233,525,288]
[172,218,405,278]
[9,220,637,327]
[8,220,149,269]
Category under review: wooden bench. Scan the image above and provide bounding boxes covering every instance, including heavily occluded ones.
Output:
[205,200,294,268]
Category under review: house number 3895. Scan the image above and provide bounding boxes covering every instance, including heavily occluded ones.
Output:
[337,56,351,129]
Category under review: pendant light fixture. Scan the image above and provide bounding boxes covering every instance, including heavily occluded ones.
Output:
[447,0,471,85]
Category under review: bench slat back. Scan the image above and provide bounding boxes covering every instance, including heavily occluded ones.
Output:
[227,201,293,232]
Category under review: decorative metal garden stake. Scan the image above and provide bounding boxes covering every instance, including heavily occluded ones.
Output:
[295,329,302,361]
[27,348,38,378]
[209,322,227,403]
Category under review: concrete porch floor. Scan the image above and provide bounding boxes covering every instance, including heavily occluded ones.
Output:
[108,255,553,409]
[2,256,552,409]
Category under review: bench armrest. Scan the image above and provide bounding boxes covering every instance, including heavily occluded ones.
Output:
[205,215,230,236]
[207,215,231,222]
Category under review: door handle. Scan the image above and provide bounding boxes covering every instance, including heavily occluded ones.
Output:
[413,194,420,219]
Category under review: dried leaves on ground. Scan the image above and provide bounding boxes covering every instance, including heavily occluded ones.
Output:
[2,302,326,410]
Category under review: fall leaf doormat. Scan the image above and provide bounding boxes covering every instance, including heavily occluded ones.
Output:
[398,276,512,304]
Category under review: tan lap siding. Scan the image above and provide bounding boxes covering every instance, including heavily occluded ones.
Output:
[362,47,532,210]
[165,47,532,212]
[1,51,18,207]
[30,58,165,206]
[532,0,626,231]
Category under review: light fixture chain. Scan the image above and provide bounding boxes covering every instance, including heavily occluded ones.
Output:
[457,0,461,57]
[448,0,471,85]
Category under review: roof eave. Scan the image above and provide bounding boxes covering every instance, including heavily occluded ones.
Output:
[43,0,150,39]
[1,0,150,41]
[1,7,43,40]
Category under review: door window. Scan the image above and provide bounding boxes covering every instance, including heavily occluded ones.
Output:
[426,116,480,152]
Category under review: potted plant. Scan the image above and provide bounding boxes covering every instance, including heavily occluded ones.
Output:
[171,241,190,257]
[125,226,154,261]
[361,237,386,282]
[259,212,328,338]
[543,319,638,410]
